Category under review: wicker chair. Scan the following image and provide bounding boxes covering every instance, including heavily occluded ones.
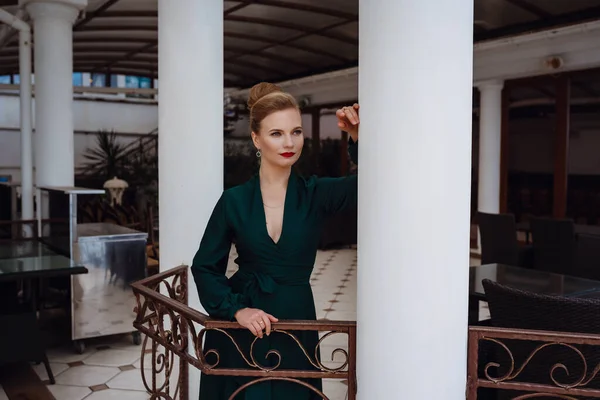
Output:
[480,279,600,398]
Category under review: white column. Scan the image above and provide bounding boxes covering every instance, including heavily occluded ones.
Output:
[0,8,34,231]
[19,21,34,231]
[21,0,86,189]
[358,1,473,398]
[117,75,126,98]
[158,1,223,397]
[477,80,504,214]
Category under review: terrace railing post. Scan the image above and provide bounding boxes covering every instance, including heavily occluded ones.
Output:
[348,325,357,400]
[466,328,479,400]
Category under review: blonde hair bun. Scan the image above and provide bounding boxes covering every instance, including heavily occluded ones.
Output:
[247,82,299,133]
[247,82,282,109]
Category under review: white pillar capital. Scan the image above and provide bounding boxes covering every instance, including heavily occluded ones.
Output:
[476,79,504,91]
[20,0,86,23]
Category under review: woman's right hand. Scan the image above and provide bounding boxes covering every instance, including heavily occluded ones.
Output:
[336,103,360,142]
[234,307,278,338]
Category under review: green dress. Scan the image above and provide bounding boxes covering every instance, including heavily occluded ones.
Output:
[192,140,358,400]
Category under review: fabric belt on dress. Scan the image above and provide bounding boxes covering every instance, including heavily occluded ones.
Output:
[232,267,310,306]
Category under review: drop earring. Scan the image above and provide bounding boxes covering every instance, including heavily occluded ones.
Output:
[256,150,261,158]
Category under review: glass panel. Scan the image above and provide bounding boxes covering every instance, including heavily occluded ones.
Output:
[139,77,151,88]
[91,73,106,87]
[110,74,119,87]
[72,72,83,86]
[125,76,140,88]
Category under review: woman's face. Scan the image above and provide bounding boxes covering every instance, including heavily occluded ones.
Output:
[252,108,304,169]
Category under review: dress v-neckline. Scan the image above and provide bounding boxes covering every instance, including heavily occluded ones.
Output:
[256,171,293,246]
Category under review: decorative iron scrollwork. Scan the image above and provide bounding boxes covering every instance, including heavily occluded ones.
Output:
[140,333,180,400]
[482,338,600,389]
[195,327,350,374]
[467,327,600,400]
[512,394,579,400]
[134,267,188,400]
[227,377,331,400]
[132,265,357,400]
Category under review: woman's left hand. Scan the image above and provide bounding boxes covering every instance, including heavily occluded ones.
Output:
[336,103,360,142]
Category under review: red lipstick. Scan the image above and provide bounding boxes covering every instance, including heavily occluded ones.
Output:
[281,152,295,158]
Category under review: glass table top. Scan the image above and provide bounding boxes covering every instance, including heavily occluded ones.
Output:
[470,263,600,299]
[0,242,87,281]
[0,241,57,260]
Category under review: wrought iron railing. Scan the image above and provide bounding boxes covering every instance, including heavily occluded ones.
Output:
[131,265,356,400]
[467,326,600,399]
[133,268,600,399]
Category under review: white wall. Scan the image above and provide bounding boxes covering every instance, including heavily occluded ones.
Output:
[0,93,157,133]
[0,130,141,182]
[0,93,157,182]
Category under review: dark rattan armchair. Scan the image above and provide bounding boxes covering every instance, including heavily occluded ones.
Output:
[480,278,600,398]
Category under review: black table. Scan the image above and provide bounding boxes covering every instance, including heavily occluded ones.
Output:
[0,243,87,384]
[469,263,600,323]
[0,254,87,281]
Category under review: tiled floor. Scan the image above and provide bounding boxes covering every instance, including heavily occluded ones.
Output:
[0,248,481,400]
[33,333,151,400]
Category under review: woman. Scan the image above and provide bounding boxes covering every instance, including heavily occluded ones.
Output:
[192,82,359,399]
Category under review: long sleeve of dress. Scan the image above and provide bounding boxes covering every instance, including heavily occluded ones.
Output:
[191,193,246,321]
[316,138,359,215]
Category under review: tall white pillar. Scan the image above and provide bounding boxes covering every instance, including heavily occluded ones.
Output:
[21,0,86,189]
[357,0,473,398]
[19,26,33,226]
[158,1,223,397]
[477,80,504,214]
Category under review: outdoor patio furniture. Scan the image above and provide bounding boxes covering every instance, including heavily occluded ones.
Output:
[0,247,88,384]
[468,263,600,323]
[481,278,600,398]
